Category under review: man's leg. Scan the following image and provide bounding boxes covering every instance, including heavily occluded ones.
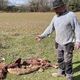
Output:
[52,44,65,77]
[57,49,65,75]
[64,43,74,80]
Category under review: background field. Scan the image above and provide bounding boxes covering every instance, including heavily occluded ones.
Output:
[0,12,80,80]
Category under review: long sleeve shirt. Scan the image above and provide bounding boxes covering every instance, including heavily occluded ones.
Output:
[40,11,80,45]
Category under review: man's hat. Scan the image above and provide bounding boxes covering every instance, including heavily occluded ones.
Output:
[52,0,65,9]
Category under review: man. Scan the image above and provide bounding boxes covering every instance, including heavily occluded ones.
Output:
[36,0,80,80]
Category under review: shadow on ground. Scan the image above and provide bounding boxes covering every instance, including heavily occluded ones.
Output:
[73,61,80,80]
[73,75,80,80]
[73,61,80,73]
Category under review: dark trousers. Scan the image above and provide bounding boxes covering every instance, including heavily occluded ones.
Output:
[55,42,74,78]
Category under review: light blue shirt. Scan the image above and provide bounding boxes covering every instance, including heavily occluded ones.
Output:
[40,11,80,45]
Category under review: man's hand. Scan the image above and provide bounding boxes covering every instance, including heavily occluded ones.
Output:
[36,35,42,42]
[75,42,80,49]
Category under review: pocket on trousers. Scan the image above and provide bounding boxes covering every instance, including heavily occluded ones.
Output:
[55,42,58,49]
[65,43,74,53]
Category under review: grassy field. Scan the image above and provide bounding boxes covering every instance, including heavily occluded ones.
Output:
[0,12,80,80]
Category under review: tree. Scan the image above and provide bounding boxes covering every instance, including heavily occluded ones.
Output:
[0,0,8,11]
[28,0,50,12]
[0,0,3,9]
[68,0,80,11]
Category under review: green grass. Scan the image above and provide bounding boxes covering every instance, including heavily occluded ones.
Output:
[0,12,80,80]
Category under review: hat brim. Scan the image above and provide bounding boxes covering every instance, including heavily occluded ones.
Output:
[52,4,66,9]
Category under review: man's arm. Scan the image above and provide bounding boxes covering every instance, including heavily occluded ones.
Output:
[36,17,55,42]
[40,17,55,38]
[71,13,80,49]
